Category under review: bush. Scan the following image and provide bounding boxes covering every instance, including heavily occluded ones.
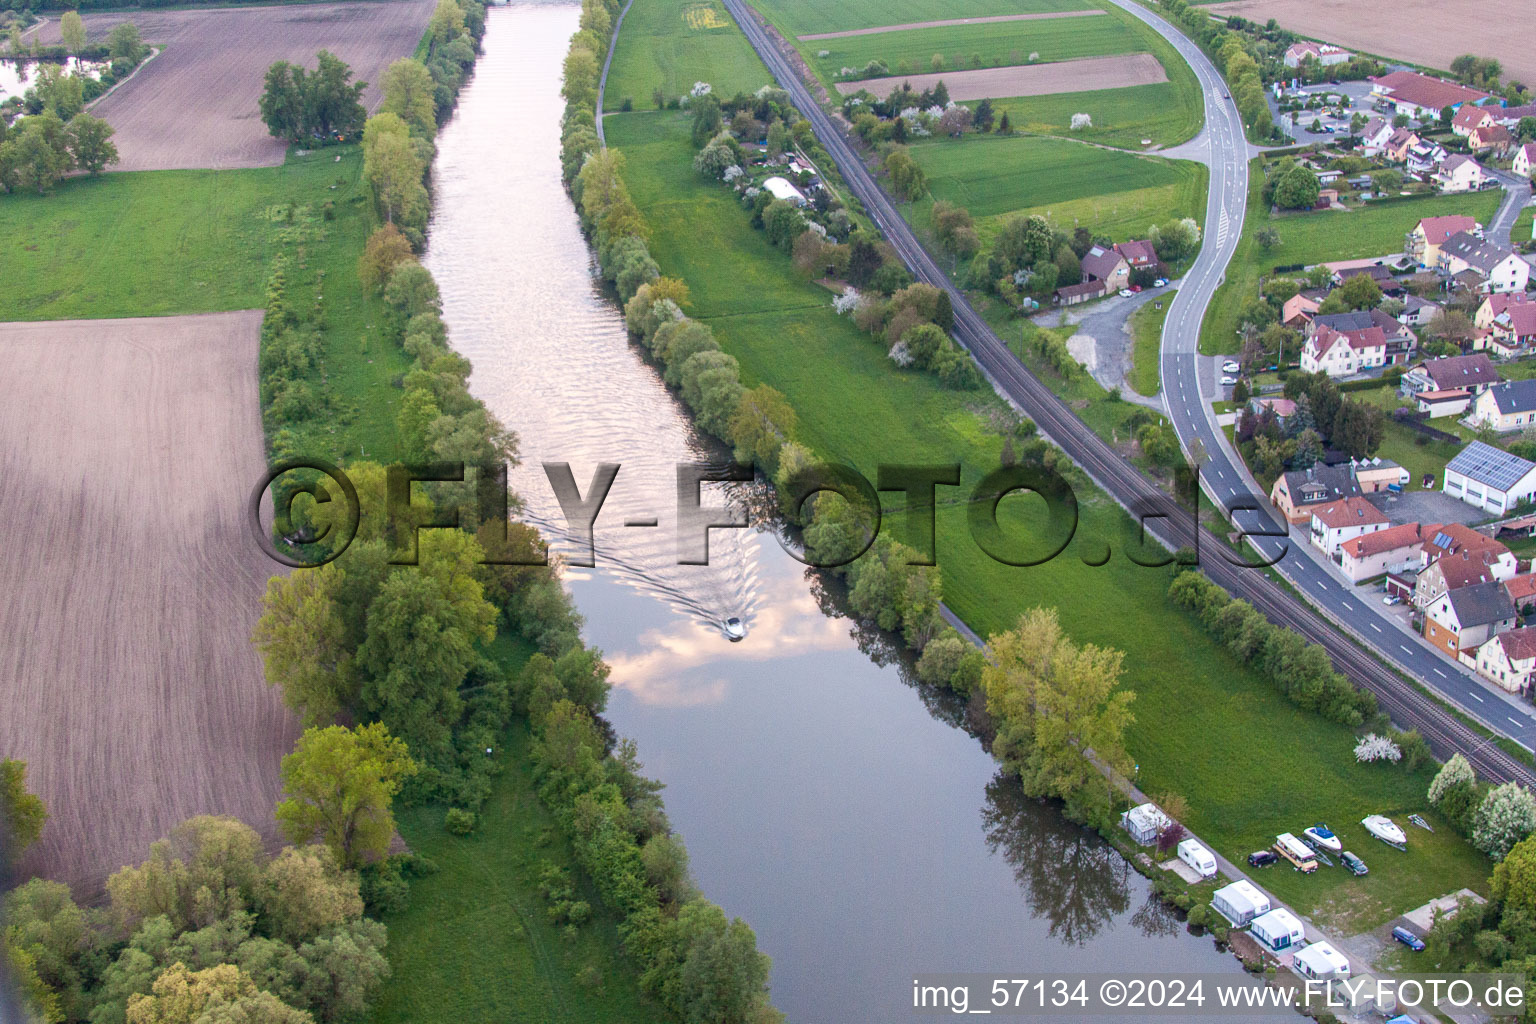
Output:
[445,807,478,834]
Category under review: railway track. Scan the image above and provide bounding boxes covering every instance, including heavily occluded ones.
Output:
[722,0,1536,789]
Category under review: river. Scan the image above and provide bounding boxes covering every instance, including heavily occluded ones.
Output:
[423,4,1280,1021]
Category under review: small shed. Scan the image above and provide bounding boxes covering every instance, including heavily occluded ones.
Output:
[1120,802,1171,845]
[762,176,807,206]
[1251,907,1306,952]
[1293,941,1351,981]
[1212,880,1271,926]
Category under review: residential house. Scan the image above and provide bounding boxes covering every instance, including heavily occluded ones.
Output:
[1338,522,1430,582]
[1310,309,1416,367]
[1476,292,1531,331]
[1414,549,1501,609]
[1424,580,1516,657]
[1475,627,1536,693]
[1310,496,1391,557]
[1300,322,1387,376]
[1489,304,1536,359]
[1407,139,1449,177]
[1434,154,1489,192]
[1453,105,1497,137]
[1420,522,1517,573]
[1470,122,1513,155]
[1055,280,1104,306]
[1469,380,1536,432]
[1400,294,1442,328]
[1506,573,1536,615]
[1496,103,1536,128]
[1114,239,1158,272]
[1284,40,1351,68]
[1383,128,1421,164]
[1334,264,1404,296]
[1354,457,1410,492]
[1406,214,1479,266]
[1444,440,1536,512]
[1282,292,1321,328]
[1080,244,1129,292]
[1369,71,1491,119]
[1248,396,1296,423]
[1514,143,1536,179]
[1359,116,1394,156]
[1271,462,1361,524]
[1401,353,1502,397]
[1438,232,1531,294]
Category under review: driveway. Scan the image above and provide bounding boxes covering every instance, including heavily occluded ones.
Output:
[1364,488,1487,527]
[1047,286,1174,408]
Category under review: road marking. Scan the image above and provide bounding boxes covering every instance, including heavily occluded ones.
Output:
[1434,668,1447,677]
[1371,623,1381,632]
[1317,580,1327,589]
[1401,645,1412,653]
[1511,716,1524,726]
[1471,692,1485,702]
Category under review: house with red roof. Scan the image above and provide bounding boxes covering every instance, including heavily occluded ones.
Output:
[1080,244,1129,292]
[1470,123,1513,156]
[1338,522,1431,582]
[1284,40,1351,68]
[1476,292,1530,330]
[1310,496,1390,558]
[1406,214,1479,266]
[1474,627,1536,693]
[1489,303,1536,359]
[1453,105,1497,137]
[1299,323,1387,377]
[1113,239,1158,271]
[1370,70,1491,120]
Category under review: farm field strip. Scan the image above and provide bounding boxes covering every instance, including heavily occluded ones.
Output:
[0,311,295,896]
[1205,0,1536,88]
[834,53,1167,100]
[32,0,435,171]
[751,0,1095,37]
[798,10,1105,40]
[602,0,770,110]
[806,16,1145,84]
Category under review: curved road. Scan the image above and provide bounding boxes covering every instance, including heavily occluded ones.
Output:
[723,0,1536,784]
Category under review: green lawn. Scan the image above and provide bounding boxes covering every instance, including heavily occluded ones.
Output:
[909,133,1192,217]
[370,717,660,1024]
[1352,387,1466,488]
[750,0,1093,38]
[1200,164,1504,356]
[604,106,1492,933]
[1128,291,1171,396]
[602,0,771,111]
[0,148,409,464]
[806,13,1140,83]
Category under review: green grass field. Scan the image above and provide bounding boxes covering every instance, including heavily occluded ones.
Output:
[806,14,1140,83]
[751,0,1093,38]
[370,717,661,1024]
[910,133,1191,217]
[0,148,409,464]
[1128,291,1171,396]
[604,107,1491,933]
[1200,164,1504,356]
[602,0,771,111]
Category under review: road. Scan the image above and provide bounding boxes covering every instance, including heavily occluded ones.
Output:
[593,0,635,147]
[1487,168,1533,249]
[723,0,1536,787]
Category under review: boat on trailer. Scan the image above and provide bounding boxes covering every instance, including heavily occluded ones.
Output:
[1362,815,1407,849]
[1303,823,1342,854]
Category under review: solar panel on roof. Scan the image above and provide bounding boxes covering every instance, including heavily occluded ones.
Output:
[1446,442,1536,492]
[1434,531,1453,549]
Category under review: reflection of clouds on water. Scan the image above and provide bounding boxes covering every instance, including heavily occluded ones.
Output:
[606,565,854,707]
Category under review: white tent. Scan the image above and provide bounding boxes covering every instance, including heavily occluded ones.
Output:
[1293,941,1350,981]
[762,176,806,206]
[1212,880,1271,926]
[1251,908,1305,952]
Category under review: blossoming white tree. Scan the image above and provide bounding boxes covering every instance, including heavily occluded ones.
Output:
[1354,734,1401,763]
[1475,783,1536,860]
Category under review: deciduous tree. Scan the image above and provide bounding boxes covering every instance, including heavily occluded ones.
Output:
[65,112,117,174]
[0,759,47,863]
[59,11,85,55]
[275,724,417,869]
[381,58,436,137]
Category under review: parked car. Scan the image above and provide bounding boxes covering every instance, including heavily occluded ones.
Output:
[1221,360,1240,374]
[1383,595,1401,606]
[1341,851,1368,876]
[1153,278,1168,287]
[1130,284,1143,293]
[1247,850,1278,867]
[1118,289,1134,298]
[1392,926,1425,952]
[1220,375,1238,387]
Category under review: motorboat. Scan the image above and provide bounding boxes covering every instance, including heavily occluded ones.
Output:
[1361,815,1407,848]
[1303,823,1342,854]
[723,616,746,642]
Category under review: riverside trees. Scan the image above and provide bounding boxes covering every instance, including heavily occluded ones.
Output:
[258,51,367,143]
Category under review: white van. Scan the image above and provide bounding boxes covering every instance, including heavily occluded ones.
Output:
[1177,838,1218,878]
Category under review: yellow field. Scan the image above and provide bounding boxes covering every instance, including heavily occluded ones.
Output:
[683,2,728,30]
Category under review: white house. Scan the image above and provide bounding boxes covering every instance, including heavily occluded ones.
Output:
[1474,627,1536,693]
[1515,143,1536,179]
[1439,232,1531,294]
[1212,880,1271,927]
[1424,579,1517,658]
[1443,441,1536,513]
[1293,942,1352,983]
[1310,496,1391,558]
[1300,323,1386,377]
[1469,380,1536,433]
[1359,117,1394,156]
[1338,521,1428,583]
[1250,908,1307,953]
[1435,154,1489,192]
[1284,40,1351,68]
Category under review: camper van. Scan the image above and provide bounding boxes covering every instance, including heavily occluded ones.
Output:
[1177,839,1218,878]
[1274,832,1319,873]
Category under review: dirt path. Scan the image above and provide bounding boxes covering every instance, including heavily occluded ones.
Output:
[798,11,1105,41]
[32,0,434,171]
[834,53,1167,101]
[0,312,296,897]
